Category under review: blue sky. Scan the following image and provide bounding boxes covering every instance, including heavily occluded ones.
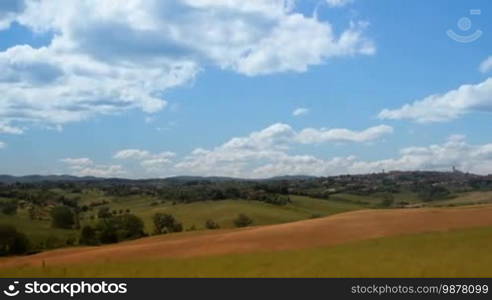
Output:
[0,0,491,178]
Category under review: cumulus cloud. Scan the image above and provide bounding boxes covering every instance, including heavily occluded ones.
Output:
[174,129,492,178]
[0,123,23,134]
[0,44,193,127]
[0,0,375,131]
[247,135,492,178]
[292,107,309,117]
[63,130,492,178]
[480,56,492,74]
[114,149,154,160]
[114,149,176,172]
[325,0,353,8]
[61,157,125,177]
[378,77,492,123]
[0,0,25,30]
[60,157,94,166]
[174,123,393,177]
[296,125,393,144]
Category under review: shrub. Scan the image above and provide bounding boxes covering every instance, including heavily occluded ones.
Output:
[95,214,146,244]
[418,186,451,202]
[43,235,65,249]
[97,207,112,219]
[379,194,395,208]
[50,206,75,229]
[65,236,76,246]
[0,225,30,256]
[96,219,119,244]
[79,225,99,245]
[187,225,197,231]
[233,214,253,228]
[205,219,220,230]
[153,213,183,234]
[1,201,17,215]
[115,214,145,240]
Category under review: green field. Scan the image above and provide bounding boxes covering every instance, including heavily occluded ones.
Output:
[1,194,365,247]
[423,191,492,207]
[0,211,77,250]
[129,195,365,231]
[3,226,492,277]
[3,189,492,255]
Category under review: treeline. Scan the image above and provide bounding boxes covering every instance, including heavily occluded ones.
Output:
[102,182,294,205]
[1,208,255,256]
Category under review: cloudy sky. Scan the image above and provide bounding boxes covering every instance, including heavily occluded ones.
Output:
[0,0,491,178]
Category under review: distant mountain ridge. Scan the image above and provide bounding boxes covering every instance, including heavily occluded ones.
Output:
[0,175,100,184]
[0,171,486,184]
[0,174,319,184]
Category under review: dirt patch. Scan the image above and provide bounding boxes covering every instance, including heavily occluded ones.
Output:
[3,205,492,269]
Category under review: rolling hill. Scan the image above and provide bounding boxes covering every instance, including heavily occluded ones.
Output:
[2,204,492,277]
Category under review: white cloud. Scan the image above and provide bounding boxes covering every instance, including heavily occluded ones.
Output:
[114,149,176,172]
[60,157,93,166]
[296,125,393,144]
[174,123,392,177]
[0,123,23,134]
[175,129,492,178]
[64,131,492,178]
[61,157,125,177]
[0,44,193,127]
[0,141,5,149]
[292,107,309,117]
[250,135,492,178]
[325,0,353,8]
[114,149,153,160]
[233,18,375,76]
[0,0,374,131]
[480,56,492,74]
[378,77,492,123]
[0,0,25,30]
[74,165,126,177]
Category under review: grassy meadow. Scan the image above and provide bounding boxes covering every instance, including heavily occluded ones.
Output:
[1,191,366,247]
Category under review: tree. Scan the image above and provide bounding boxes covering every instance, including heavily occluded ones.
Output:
[91,214,146,245]
[233,214,253,228]
[153,213,183,234]
[205,219,220,230]
[51,206,75,229]
[96,219,119,244]
[418,186,451,202]
[115,214,145,240]
[97,207,112,219]
[379,193,394,208]
[0,225,30,256]
[1,201,17,215]
[79,225,99,245]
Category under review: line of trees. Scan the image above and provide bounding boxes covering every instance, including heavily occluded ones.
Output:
[0,225,30,256]
[79,214,145,245]
[2,206,255,256]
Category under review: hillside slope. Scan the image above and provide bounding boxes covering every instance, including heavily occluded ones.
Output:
[2,204,492,271]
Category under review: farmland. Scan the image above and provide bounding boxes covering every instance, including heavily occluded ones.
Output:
[1,171,492,277]
[2,205,492,277]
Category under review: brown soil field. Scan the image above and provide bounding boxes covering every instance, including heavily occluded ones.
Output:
[2,205,492,269]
